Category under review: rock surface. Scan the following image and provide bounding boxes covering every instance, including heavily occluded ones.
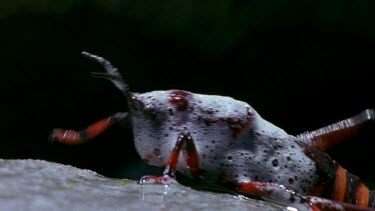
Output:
[0,159,283,210]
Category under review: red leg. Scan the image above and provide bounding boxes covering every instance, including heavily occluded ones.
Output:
[236,181,320,210]
[297,109,374,151]
[237,181,375,211]
[50,112,128,145]
[138,131,199,185]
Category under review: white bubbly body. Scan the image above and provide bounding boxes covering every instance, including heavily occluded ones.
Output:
[130,90,318,194]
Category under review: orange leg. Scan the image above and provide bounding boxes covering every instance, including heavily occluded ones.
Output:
[327,161,375,208]
[50,112,128,145]
[138,131,199,185]
[297,109,374,151]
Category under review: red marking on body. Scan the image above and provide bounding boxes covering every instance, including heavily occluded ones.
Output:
[197,116,217,126]
[219,117,248,140]
[169,90,190,111]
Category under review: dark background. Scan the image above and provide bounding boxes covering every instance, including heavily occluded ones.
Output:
[0,1,374,187]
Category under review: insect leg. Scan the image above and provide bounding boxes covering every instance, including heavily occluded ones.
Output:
[331,161,374,208]
[306,196,375,211]
[297,109,374,151]
[236,181,321,210]
[49,112,129,145]
[138,131,199,185]
[238,181,375,211]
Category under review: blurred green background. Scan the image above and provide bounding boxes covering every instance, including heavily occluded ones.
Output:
[0,0,374,186]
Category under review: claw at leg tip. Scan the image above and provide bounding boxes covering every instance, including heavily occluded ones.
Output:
[138,175,176,185]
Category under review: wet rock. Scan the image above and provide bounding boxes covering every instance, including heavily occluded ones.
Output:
[0,159,283,210]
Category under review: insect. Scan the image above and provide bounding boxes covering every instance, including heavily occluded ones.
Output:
[50,52,374,211]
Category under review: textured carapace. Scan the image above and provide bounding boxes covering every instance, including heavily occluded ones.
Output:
[130,90,319,193]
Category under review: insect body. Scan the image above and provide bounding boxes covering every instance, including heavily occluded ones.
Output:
[132,90,317,190]
[51,52,375,211]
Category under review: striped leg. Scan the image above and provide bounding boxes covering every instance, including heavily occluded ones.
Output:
[326,161,375,208]
[50,112,128,145]
[138,131,199,185]
[297,109,374,151]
